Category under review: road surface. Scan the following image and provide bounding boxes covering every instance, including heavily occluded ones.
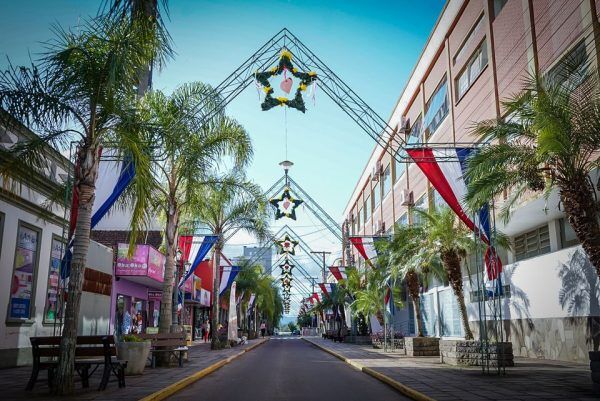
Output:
[171,336,408,401]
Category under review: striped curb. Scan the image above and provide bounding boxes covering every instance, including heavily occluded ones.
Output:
[302,337,435,401]
[138,338,269,401]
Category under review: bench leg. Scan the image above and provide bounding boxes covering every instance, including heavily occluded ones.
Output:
[118,365,126,388]
[48,367,55,390]
[81,365,90,388]
[98,364,111,391]
[25,365,39,391]
[151,354,156,369]
[178,352,183,367]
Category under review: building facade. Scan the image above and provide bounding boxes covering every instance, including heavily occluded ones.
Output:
[241,246,273,275]
[0,117,114,367]
[343,0,600,362]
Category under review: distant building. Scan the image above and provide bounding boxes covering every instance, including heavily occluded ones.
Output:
[238,246,273,275]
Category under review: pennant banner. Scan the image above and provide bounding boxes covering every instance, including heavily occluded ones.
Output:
[219,260,240,296]
[405,147,502,280]
[328,265,347,281]
[178,235,219,287]
[61,153,136,279]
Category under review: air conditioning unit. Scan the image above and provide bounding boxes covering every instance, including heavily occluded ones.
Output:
[399,189,414,206]
[371,165,379,181]
[399,116,410,134]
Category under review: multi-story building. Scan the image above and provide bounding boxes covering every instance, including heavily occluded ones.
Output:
[0,114,114,367]
[239,246,274,275]
[343,0,600,363]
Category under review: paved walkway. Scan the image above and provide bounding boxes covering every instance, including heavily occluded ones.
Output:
[304,337,599,401]
[0,338,268,401]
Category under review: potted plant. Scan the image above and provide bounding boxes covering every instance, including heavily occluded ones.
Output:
[117,334,151,375]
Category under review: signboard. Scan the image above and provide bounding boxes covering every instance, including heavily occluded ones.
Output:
[227,282,238,341]
[148,290,162,302]
[10,226,38,319]
[199,289,211,307]
[116,244,165,283]
[116,244,149,276]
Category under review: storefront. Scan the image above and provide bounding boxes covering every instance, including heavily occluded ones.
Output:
[112,243,165,336]
[182,275,211,341]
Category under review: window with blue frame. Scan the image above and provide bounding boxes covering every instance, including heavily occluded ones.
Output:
[423,77,449,138]
[381,164,391,198]
[372,181,380,209]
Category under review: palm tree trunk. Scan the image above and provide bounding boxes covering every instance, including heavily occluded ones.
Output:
[211,245,222,349]
[442,250,474,340]
[54,146,99,395]
[406,270,424,337]
[561,176,600,279]
[159,198,178,334]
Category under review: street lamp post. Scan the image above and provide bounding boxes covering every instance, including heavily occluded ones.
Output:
[173,249,182,329]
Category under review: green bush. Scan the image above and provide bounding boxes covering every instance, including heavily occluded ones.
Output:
[122,334,145,342]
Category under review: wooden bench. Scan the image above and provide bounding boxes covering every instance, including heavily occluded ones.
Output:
[139,332,188,368]
[27,335,127,391]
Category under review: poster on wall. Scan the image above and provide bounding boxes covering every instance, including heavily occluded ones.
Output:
[44,238,64,322]
[147,246,165,282]
[10,226,38,319]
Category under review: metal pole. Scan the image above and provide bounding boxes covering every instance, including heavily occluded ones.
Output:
[311,251,331,282]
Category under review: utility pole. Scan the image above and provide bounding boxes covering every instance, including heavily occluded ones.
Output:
[311,251,331,282]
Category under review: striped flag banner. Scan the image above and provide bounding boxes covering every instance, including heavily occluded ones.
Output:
[178,235,219,287]
[328,265,347,281]
[349,236,387,267]
[405,147,502,280]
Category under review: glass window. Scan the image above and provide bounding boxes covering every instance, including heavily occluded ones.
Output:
[10,223,41,320]
[559,218,580,249]
[364,195,371,223]
[381,164,391,198]
[373,181,380,209]
[407,115,423,145]
[394,152,406,182]
[514,225,551,261]
[455,40,488,100]
[453,14,484,64]
[357,209,362,230]
[424,77,449,138]
[494,0,509,17]
[547,40,588,87]
[412,194,428,226]
[44,236,65,323]
[396,212,409,228]
[432,188,446,210]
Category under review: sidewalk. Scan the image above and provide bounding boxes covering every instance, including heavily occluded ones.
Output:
[1,338,268,401]
[304,337,599,401]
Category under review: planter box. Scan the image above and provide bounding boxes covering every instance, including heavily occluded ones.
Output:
[117,341,151,375]
[345,335,372,345]
[405,337,439,356]
[439,340,514,367]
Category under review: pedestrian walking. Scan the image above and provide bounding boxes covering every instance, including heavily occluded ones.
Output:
[204,321,210,342]
[260,321,266,337]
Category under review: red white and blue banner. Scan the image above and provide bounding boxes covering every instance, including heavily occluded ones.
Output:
[328,265,347,281]
[406,147,502,280]
[318,283,335,299]
[219,254,240,296]
[178,235,219,288]
[61,152,135,279]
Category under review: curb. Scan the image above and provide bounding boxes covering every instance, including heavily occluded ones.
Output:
[138,338,269,401]
[303,338,435,401]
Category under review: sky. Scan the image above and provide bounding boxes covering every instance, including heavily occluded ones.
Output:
[0,0,445,316]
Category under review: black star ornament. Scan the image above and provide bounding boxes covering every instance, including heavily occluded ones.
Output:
[269,188,303,220]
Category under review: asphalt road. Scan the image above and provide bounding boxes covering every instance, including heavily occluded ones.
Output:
[171,337,408,401]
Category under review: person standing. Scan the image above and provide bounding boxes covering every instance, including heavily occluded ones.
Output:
[260,321,266,338]
[204,321,210,343]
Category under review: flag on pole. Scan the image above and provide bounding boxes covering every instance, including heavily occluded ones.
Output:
[328,265,347,281]
[405,147,502,280]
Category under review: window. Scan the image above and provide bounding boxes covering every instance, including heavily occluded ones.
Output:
[514,225,551,261]
[396,213,409,228]
[559,218,580,249]
[357,209,362,231]
[364,195,371,223]
[381,164,391,198]
[407,115,423,145]
[493,0,509,17]
[424,77,449,138]
[547,40,588,87]
[431,188,446,210]
[454,14,485,64]
[44,236,65,323]
[9,222,41,320]
[394,152,406,182]
[411,194,428,226]
[351,215,356,235]
[372,181,380,209]
[456,40,488,100]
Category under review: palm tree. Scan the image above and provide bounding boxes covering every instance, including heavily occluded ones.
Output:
[190,179,270,349]
[351,267,388,328]
[415,207,476,340]
[385,224,445,337]
[465,57,600,279]
[0,15,168,395]
[136,83,252,335]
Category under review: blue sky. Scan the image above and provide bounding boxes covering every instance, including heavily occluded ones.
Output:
[1,0,445,313]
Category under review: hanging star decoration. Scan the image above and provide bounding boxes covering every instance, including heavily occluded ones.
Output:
[255,49,318,113]
[280,260,294,276]
[276,234,299,255]
[269,188,303,220]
